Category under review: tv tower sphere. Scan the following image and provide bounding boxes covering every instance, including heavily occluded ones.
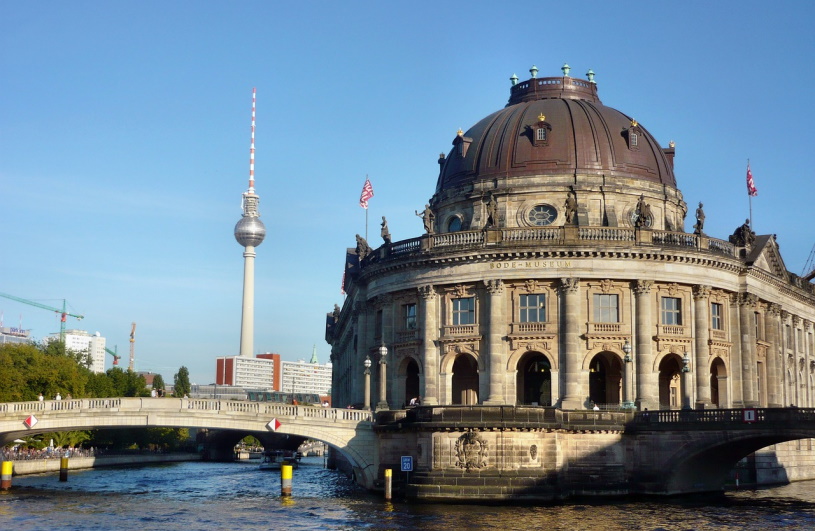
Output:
[234,214,266,247]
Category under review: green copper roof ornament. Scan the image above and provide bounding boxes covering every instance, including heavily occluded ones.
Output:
[510,73,519,86]
[586,69,595,83]
[529,65,538,79]
[561,63,571,77]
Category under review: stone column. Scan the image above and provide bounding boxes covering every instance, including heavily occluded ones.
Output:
[728,293,744,407]
[693,285,712,408]
[780,310,790,405]
[560,277,582,409]
[633,280,657,411]
[354,299,369,407]
[806,320,813,407]
[765,304,782,407]
[739,294,759,406]
[484,279,506,404]
[380,295,395,407]
[419,285,439,405]
[793,315,802,405]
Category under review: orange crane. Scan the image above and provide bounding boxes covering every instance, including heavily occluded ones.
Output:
[129,322,136,371]
[0,291,84,344]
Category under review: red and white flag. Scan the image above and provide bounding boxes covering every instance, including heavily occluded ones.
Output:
[359,177,374,209]
[746,163,758,197]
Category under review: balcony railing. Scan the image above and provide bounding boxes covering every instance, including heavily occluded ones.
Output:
[658,324,688,336]
[510,322,553,334]
[442,324,479,337]
[587,322,623,334]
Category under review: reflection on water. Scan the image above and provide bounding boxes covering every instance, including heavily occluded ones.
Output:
[3,458,815,530]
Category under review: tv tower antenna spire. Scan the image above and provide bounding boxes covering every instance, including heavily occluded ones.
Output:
[234,88,266,357]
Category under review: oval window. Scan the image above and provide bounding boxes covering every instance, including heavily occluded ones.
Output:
[528,205,558,226]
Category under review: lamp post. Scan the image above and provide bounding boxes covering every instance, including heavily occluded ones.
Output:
[622,339,635,409]
[681,352,692,410]
[377,343,389,411]
[363,355,372,410]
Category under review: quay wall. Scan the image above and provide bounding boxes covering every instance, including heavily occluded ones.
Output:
[10,453,201,476]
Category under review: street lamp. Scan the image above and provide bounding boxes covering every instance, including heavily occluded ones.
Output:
[377,343,389,411]
[622,339,635,409]
[363,355,372,410]
[681,352,692,410]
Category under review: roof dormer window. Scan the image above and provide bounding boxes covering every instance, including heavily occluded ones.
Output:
[532,113,551,147]
[453,128,473,159]
[626,119,641,150]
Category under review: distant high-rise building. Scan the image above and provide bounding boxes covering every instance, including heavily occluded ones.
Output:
[216,352,280,390]
[281,347,332,396]
[46,329,106,373]
[0,326,30,345]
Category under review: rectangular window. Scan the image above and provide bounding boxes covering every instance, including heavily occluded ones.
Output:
[374,310,383,338]
[661,297,682,325]
[536,128,546,141]
[404,303,417,330]
[711,302,723,330]
[631,132,638,147]
[593,294,619,323]
[520,294,546,323]
[452,297,475,325]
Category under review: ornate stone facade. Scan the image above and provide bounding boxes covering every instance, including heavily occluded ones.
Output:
[325,66,815,498]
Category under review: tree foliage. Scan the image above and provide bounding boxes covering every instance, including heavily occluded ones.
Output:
[173,366,191,397]
[152,374,165,391]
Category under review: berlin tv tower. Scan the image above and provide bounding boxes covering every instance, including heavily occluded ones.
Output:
[234,88,266,357]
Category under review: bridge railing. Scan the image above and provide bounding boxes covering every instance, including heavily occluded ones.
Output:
[629,407,815,430]
[0,399,374,424]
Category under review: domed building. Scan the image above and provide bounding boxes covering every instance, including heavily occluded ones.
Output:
[326,65,815,499]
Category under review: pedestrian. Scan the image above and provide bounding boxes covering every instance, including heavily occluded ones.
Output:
[38,392,44,402]
[409,397,417,406]
[55,392,62,401]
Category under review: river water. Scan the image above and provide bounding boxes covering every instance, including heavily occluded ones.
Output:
[3,457,815,530]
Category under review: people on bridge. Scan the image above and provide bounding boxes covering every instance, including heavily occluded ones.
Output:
[55,393,62,401]
[38,393,43,402]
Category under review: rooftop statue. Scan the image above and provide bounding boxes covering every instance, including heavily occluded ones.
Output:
[415,204,435,235]
[381,216,392,244]
[355,234,373,259]
[693,202,705,235]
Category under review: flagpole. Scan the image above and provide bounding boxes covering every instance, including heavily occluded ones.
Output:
[747,158,753,230]
[365,174,369,241]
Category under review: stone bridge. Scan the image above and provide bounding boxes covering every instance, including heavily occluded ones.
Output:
[0,398,378,488]
[626,407,815,495]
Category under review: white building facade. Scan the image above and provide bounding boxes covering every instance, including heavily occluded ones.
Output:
[47,329,107,374]
[281,359,332,396]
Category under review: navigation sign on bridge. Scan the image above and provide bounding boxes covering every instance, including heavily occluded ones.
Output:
[401,456,413,472]
[266,418,281,432]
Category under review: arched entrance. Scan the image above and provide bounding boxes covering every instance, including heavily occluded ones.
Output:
[710,357,727,407]
[587,352,622,407]
[452,354,479,405]
[405,358,420,405]
[516,352,552,406]
[659,355,684,409]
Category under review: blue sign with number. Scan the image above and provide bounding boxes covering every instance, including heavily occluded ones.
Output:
[401,456,413,472]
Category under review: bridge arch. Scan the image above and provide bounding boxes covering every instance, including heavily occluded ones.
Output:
[0,398,378,489]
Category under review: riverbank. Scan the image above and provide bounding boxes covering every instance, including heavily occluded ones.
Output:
[9,452,201,476]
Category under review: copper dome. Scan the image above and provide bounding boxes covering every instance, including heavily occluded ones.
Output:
[435,73,677,194]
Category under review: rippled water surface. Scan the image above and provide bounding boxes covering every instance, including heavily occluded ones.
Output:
[4,458,815,530]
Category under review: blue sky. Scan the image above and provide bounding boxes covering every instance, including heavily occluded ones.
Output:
[1,2,813,385]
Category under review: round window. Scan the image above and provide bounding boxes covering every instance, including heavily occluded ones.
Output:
[528,205,558,226]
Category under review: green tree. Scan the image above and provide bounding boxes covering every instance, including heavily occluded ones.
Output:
[173,366,191,397]
[152,374,166,393]
[0,342,90,402]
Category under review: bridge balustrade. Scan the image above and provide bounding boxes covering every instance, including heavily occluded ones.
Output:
[629,407,815,431]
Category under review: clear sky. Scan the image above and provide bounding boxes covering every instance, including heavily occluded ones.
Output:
[2,2,813,385]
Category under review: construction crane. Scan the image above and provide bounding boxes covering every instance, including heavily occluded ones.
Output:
[803,243,815,282]
[105,346,122,366]
[0,291,84,344]
[129,322,136,372]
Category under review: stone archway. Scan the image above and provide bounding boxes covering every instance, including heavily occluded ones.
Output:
[587,352,622,407]
[710,357,727,407]
[516,352,552,406]
[404,358,420,405]
[452,354,479,405]
[659,354,684,409]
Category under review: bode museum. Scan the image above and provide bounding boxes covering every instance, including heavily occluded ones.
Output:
[325,65,815,500]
